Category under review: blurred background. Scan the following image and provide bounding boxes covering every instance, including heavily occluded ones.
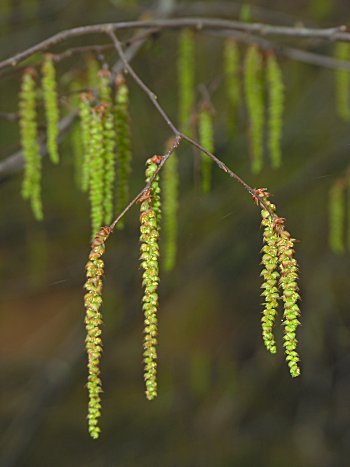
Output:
[1,1,350,466]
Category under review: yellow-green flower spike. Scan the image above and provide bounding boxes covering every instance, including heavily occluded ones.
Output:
[98,69,117,225]
[277,229,301,378]
[19,68,43,221]
[79,91,94,192]
[115,74,132,229]
[266,52,284,169]
[86,54,100,89]
[198,104,214,193]
[260,201,279,354]
[84,226,111,439]
[244,45,264,174]
[162,140,178,272]
[224,38,240,136]
[329,181,345,254]
[139,155,162,400]
[89,106,105,238]
[42,53,59,164]
[178,29,195,133]
[335,43,350,121]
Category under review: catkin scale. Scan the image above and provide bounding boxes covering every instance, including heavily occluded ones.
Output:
[19,68,43,221]
[42,53,60,164]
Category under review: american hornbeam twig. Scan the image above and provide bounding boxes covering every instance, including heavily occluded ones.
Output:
[0,18,350,71]
[107,29,275,225]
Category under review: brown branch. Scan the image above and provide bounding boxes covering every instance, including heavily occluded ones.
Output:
[0,18,349,72]
[107,30,274,221]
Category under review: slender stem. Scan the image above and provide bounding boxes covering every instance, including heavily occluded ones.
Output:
[0,18,349,71]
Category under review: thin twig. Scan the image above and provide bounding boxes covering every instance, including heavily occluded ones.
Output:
[0,18,349,71]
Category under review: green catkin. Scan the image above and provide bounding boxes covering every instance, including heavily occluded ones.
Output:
[89,106,105,238]
[162,141,178,272]
[257,189,301,377]
[329,181,345,254]
[42,53,59,164]
[139,156,162,400]
[266,52,284,169]
[178,29,195,133]
[244,45,264,174]
[84,226,111,439]
[19,68,43,221]
[277,230,301,378]
[348,176,350,252]
[70,122,84,189]
[198,105,214,193]
[260,202,280,354]
[98,69,116,225]
[115,74,132,229]
[224,39,240,135]
[86,54,100,89]
[335,43,350,121]
[79,92,93,192]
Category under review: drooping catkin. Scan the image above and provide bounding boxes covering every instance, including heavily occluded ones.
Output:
[79,91,93,192]
[178,29,195,133]
[115,74,132,229]
[335,43,350,121]
[98,69,116,225]
[256,188,301,377]
[89,106,105,238]
[42,53,59,164]
[86,54,100,89]
[224,38,240,135]
[139,156,162,400]
[19,68,43,221]
[198,104,214,193]
[84,226,111,439]
[329,181,345,254]
[162,140,178,272]
[348,176,350,252]
[244,45,264,174]
[260,202,279,354]
[266,52,284,169]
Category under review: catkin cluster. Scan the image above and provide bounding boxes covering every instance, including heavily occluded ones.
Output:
[139,156,162,400]
[84,226,111,439]
[19,68,43,221]
[257,189,301,377]
[42,54,59,164]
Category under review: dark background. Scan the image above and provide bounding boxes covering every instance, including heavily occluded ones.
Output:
[0,1,350,466]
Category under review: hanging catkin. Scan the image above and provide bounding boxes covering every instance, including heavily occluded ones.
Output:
[115,74,132,228]
[162,140,178,272]
[84,226,111,439]
[329,181,345,254]
[79,91,93,192]
[178,29,195,133]
[89,106,105,238]
[139,156,162,400]
[198,104,214,193]
[98,69,116,225]
[86,54,100,89]
[335,43,350,121]
[19,68,43,221]
[42,53,59,164]
[266,52,284,169]
[244,45,264,174]
[224,38,240,135]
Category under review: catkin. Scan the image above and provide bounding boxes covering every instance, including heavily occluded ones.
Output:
[224,39,240,135]
[139,156,162,400]
[42,53,59,164]
[86,54,100,89]
[335,43,350,121]
[329,181,345,254]
[162,141,178,272]
[19,68,43,221]
[80,92,93,192]
[198,105,214,193]
[244,45,264,174]
[266,52,284,169]
[178,29,195,133]
[84,226,111,439]
[89,106,105,238]
[115,74,132,228]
